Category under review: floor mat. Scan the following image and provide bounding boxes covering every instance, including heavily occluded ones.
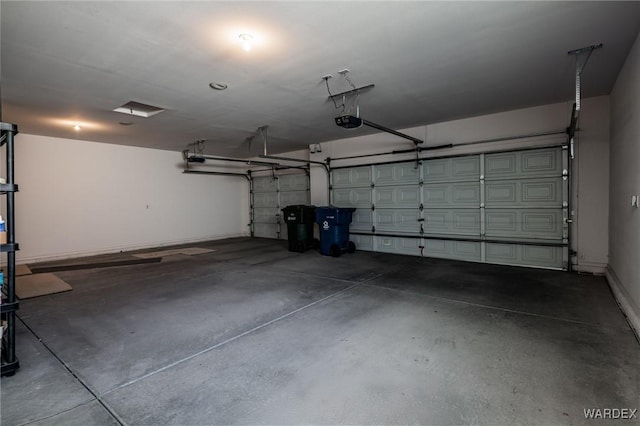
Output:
[16,273,73,299]
[133,247,216,259]
[2,264,32,276]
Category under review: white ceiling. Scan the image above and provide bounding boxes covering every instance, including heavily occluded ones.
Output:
[1,1,639,157]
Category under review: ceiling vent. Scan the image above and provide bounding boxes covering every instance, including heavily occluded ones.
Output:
[113,101,165,118]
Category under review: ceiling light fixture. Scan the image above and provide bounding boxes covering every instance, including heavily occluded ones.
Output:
[239,33,253,52]
[209,82,228,91]
[73,123,81,131]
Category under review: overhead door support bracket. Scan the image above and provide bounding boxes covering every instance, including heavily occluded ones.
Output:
[568,43,603,113]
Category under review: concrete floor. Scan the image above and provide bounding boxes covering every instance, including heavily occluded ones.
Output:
[1,237,638,425]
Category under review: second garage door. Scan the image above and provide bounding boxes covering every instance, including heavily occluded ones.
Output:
[252,173,310,240]
[331,146,569,269]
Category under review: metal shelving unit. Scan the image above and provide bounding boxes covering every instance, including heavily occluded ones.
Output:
[1,122,20,377]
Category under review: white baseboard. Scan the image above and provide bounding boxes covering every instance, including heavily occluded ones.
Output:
[606,266,640,338]
[573,261,607,275]
[12,232,251,265]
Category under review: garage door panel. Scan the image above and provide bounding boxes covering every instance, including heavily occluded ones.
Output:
[485,209,563,239]
[252,177,278,192]
[375,186,420,208]
[375,209,420,233]
[253,223,278,239]
[351,209,373,231]
[485,148,562,180]
[374,163,419,186]
[253,207,280,224]
[423,182,480,208]
[522,149,562,176]
[486,243,563,269]
[485,177,562,208]
[280,191,309,206]
[351,234,373,251]
[423,239,482,261]
[332,167,371,188]
[375,236,421,256]
[332,188,372,208]
[253,192,279,208]
[423,209,480,235]
[279,174,309,191]
[423,156,480,183]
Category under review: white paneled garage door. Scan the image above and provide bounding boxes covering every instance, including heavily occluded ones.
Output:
[331,146,569,269]
[251,173,310,240]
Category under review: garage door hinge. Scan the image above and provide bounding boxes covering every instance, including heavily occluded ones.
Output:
[419,203,424,211]
[372,226,376,233]
[371,183,375,188]
[562,169,568,176]
[329,185,333,190]
[371,204,375,211]
[420,224,424,234]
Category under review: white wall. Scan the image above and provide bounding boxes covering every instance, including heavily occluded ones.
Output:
[9,134,250,263]
[608,32,640,332]
[310,97,611,272]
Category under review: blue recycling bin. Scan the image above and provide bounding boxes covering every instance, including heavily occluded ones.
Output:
[315,206,357,257]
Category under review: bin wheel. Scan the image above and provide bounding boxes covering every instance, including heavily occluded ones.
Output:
[347,241,356,253]
[329,244,341,257]
[295,241,306,253]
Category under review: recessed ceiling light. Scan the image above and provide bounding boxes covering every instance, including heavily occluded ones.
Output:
[73,123,81,131]
[239,33,253,51]
[113,101,165,118]
[209,82,228,91]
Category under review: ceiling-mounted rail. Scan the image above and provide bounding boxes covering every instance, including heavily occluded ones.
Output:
[183,151,281,168]
[329,128,566,162]
[259,154,329,172]
[254,122,329,172]
[335,114,423,145]
[182,170,251,180]
[362,118,423,145]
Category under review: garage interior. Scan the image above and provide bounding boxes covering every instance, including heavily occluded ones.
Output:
[1,2,639,425]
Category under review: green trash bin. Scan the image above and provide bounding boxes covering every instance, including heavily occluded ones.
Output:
[282,205,316,253]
